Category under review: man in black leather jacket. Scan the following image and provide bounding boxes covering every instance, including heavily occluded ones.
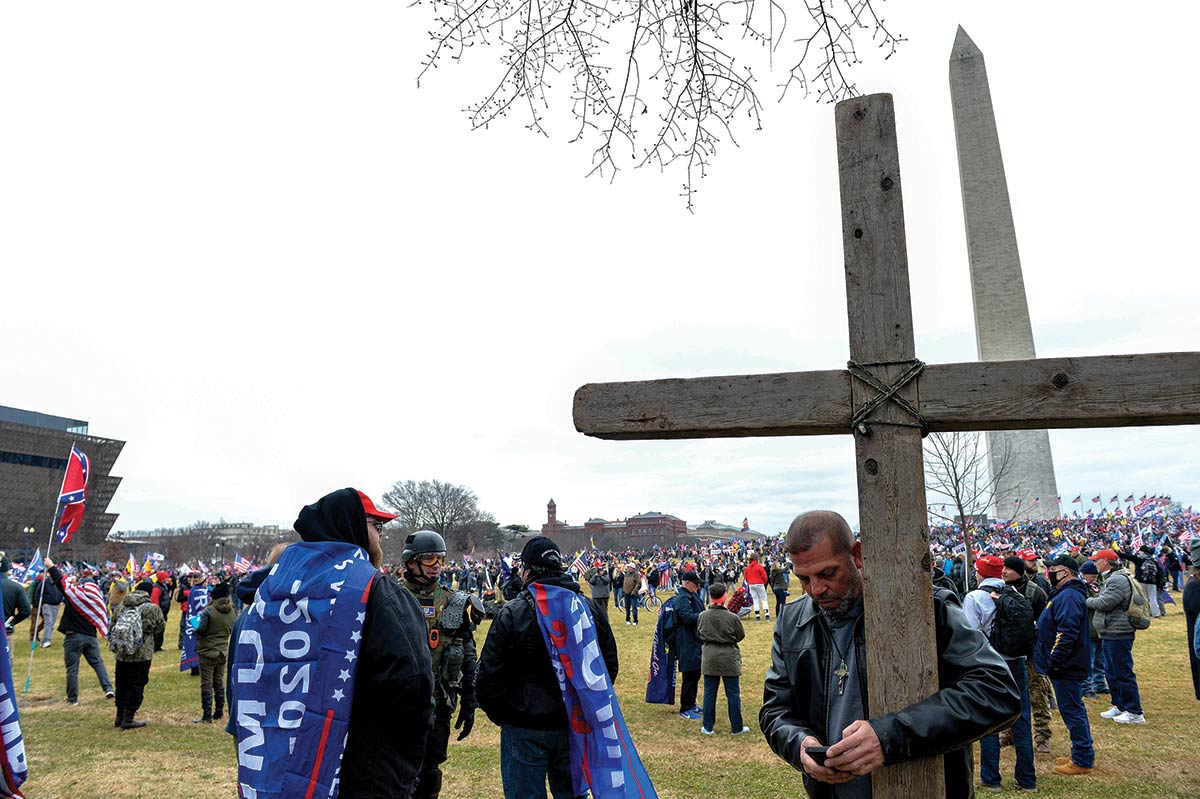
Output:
[477,537,619,798]
[760,511,1020,799]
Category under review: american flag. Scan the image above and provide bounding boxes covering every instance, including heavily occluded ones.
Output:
[56,446,90,544]
[61,580,109,636]
[232,553,254,574]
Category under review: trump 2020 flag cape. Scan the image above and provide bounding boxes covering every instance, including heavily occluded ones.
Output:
[645,607,676,705]
[56,447,89,544]
[529,583,658,799]
[231,542,376,799]
[180,586,210,672]
[0,626,28,797]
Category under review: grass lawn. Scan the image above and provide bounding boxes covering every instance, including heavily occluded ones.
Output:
[16,587,1199,798]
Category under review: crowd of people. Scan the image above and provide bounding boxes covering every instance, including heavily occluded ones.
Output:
[3,495,1198,799]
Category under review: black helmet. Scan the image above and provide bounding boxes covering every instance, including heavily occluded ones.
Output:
[402,530,447,564]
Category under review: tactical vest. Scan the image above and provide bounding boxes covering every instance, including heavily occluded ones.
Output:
[404,579,467,694]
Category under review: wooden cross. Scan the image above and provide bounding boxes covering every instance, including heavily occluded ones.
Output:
[573,93,1200,799]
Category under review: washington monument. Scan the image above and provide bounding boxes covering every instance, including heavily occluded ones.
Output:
[950,27,1061,521]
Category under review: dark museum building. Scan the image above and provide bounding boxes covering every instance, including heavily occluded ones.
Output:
[0,405,124,560]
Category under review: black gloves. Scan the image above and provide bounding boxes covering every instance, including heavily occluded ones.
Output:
[454,699,476,741]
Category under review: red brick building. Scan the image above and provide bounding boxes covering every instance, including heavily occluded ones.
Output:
[541,499,687,549]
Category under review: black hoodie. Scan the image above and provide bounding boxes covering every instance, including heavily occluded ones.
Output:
[231,488,434,799]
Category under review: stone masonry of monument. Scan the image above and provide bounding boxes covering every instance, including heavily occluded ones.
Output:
[950,27,1061,521]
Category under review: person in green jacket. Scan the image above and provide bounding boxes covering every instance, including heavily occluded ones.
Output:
[193,581,236,724]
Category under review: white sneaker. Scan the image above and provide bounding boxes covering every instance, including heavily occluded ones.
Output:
[1114,712,1146,724]
[1100,706,1122,719]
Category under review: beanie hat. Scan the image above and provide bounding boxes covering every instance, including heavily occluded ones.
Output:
[520,536,564,573]
[1002,555,1027,577]
[1079,560,1099,575]
[974,555,1004,580]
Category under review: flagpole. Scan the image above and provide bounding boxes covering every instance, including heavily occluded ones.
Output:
[25,442,75,693]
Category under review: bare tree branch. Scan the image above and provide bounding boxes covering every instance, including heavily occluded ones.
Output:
[417,0,904,208]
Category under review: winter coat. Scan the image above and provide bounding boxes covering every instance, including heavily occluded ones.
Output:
[760,589,1019,799]
[1086,568,1136,640]
[195,596,237,659]
[1033,578,1089,680]
[587,570,611,599]
[622,571,641,595]
[697,604,744,677]
[477,572,618,730]
[666,587,704,673]
[112,591,166,662]
[1,576,31,628]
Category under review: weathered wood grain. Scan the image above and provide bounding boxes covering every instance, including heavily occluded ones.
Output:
[573,352,1200,439]
[837,93,943,799]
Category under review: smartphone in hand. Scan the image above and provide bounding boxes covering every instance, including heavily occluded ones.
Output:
[805,746,830,766]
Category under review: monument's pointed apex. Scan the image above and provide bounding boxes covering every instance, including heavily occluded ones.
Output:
[952,25,980,60]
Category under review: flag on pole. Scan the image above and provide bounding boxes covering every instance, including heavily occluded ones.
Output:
[56,447,90,544]
[25,550,43,580]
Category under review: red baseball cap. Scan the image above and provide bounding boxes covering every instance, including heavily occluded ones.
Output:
[1090,549,1119,562]
[357,490,398,521]
[1017,549,1038,561]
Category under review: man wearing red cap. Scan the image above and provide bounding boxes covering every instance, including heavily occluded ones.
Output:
[229,487,433,799]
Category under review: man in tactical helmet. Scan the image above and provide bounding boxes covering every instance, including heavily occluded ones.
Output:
[401,530,482,799]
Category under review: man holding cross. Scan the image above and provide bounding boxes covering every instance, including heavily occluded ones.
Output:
[760,511,1020,798]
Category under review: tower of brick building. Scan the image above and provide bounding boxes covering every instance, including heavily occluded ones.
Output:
[950,27,1061,521]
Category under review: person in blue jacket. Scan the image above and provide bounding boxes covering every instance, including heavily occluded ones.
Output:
[1034,554,1094,777]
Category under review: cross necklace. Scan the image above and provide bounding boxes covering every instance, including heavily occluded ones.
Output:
[830,625,854,696]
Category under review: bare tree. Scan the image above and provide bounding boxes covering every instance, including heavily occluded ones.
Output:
[381,479,490,553]
[924,431,1029,578]
[418,0,905,208]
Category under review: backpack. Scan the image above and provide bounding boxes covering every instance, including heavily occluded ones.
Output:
[108,605,145,657]
[1125,574,1152,630]
[988,585,1037,658]
[1136,558,1159,586]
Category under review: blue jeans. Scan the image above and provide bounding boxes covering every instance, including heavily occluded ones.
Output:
[980,658,1035,790]
[1083,637,1108,694]
[1102,637,1142,714]
[1051,679,1094,768]
[701,675,743,732]
[500,725,583,799]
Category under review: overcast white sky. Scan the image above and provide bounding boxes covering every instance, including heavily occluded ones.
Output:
[2,2,1196,536]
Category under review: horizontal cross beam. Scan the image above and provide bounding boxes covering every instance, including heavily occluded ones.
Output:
[573,351,1200,440]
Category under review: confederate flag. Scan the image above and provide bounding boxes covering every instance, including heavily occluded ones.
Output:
[56,446,90,544]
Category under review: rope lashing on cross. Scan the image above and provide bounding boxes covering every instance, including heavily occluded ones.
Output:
[847,358,929,437]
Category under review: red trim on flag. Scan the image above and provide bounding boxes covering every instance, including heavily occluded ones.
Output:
[305,709,337,799]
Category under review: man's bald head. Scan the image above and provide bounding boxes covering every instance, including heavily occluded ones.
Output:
[785,511,854,556]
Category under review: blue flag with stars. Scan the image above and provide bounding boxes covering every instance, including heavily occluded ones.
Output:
[230,541,376,799]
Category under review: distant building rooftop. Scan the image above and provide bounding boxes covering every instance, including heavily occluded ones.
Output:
[0,405,88,435]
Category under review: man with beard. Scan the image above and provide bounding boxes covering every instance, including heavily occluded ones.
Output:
[229,488,433,799]
[760,511,1020,799]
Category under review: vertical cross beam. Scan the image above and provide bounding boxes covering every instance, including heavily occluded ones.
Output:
[836,94,943,799]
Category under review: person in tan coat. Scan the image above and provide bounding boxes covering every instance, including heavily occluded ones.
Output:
[696,582,749,735]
